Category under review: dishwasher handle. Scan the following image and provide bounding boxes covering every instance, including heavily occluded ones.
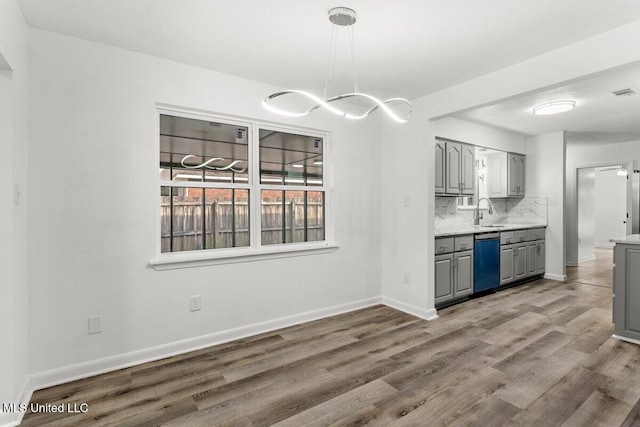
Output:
[475,232,500,240]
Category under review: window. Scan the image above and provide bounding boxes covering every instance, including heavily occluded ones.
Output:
[259,129,324,245]
[158,110,328,260]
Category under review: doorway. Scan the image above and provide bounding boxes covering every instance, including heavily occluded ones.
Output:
[577,163,631,262]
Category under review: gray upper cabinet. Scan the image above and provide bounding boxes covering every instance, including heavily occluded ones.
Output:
[460,144,475,195]
[445,141,462,194]
[435,140,445,194]
[488,151,525,198]
[508,153,525,197]
[437,138,475,196]
[487,151,508,198]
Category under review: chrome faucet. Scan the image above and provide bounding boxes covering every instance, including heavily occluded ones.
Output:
[474,197,494,226]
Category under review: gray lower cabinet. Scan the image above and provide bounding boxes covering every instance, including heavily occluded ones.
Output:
[454,250,474,296]
[613,243,640,342]
[500,245,514,285]
[514,242,527,280]
[526,242,537,276]
[501,230,545,286]
[538,241,545,274]
[435,247,474,307]
[526,240,545,276]
[435,254,453,305]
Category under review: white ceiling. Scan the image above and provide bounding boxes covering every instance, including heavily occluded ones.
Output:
[453,62,640,146]
[16,1,640,145]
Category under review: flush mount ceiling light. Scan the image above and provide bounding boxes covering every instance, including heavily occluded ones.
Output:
[532,100,576,115]
[262,7,412,123]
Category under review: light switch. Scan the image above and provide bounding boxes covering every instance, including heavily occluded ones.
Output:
[88,316,102,334]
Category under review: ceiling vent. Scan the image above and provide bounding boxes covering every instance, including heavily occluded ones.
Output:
[612,88,637,97]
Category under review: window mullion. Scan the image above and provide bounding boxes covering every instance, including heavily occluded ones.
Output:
[251,122,261,250]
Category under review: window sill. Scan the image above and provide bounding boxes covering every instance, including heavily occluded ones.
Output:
[148,243,339,270]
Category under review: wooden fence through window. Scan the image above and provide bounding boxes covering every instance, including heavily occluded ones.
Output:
[161,201,324,252]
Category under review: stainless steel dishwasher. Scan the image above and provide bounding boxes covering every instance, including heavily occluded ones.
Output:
[474,232,500,293]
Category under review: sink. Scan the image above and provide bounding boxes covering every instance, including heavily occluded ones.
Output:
[483,224,506,228]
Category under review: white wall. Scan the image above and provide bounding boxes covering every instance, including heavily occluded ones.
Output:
[17,5,640,403]
[594,168,627,247]
[526,132,566,280]
[577,168,595,261]
[0,0,29,425]
[378,19,640,316]
[27,29,382,385]
[433,117,527,154]
[566,140,640,265]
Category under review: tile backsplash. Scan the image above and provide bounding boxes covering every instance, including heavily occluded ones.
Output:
[435,196,548,234]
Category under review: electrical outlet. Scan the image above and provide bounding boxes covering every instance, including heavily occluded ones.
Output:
[403,196,411,207]
[403,272,410,284]
[88,316,102,334]
[190,295,202,312]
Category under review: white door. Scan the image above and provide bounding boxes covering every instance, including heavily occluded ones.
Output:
[594,167,627,247]
[577,168,595,261]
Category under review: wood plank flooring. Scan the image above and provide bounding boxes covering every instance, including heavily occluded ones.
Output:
[23,248,640,426]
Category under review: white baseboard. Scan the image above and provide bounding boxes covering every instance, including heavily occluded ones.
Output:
[578,255,596,263]
[30,296,382,391]
[0,377,33,427]
[28,295,439,398]
[612,334,640,346]
[544,273,567,282]
[382,296,438,321]
[566,261,578,267]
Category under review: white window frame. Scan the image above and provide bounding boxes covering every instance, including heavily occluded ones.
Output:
[149,104,337,270]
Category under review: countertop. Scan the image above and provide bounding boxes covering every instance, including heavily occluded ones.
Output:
[435,223,547,238]
[610,234,640,245]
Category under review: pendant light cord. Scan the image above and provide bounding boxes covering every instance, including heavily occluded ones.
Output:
[348,25,359,95]
[323,24,337,101]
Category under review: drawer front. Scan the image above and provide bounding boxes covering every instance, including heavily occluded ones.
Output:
[500,231,515,245]
[527,228,546,241]
[454,235,474,252]
[436,237,454,254]
[515,230,528,243]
